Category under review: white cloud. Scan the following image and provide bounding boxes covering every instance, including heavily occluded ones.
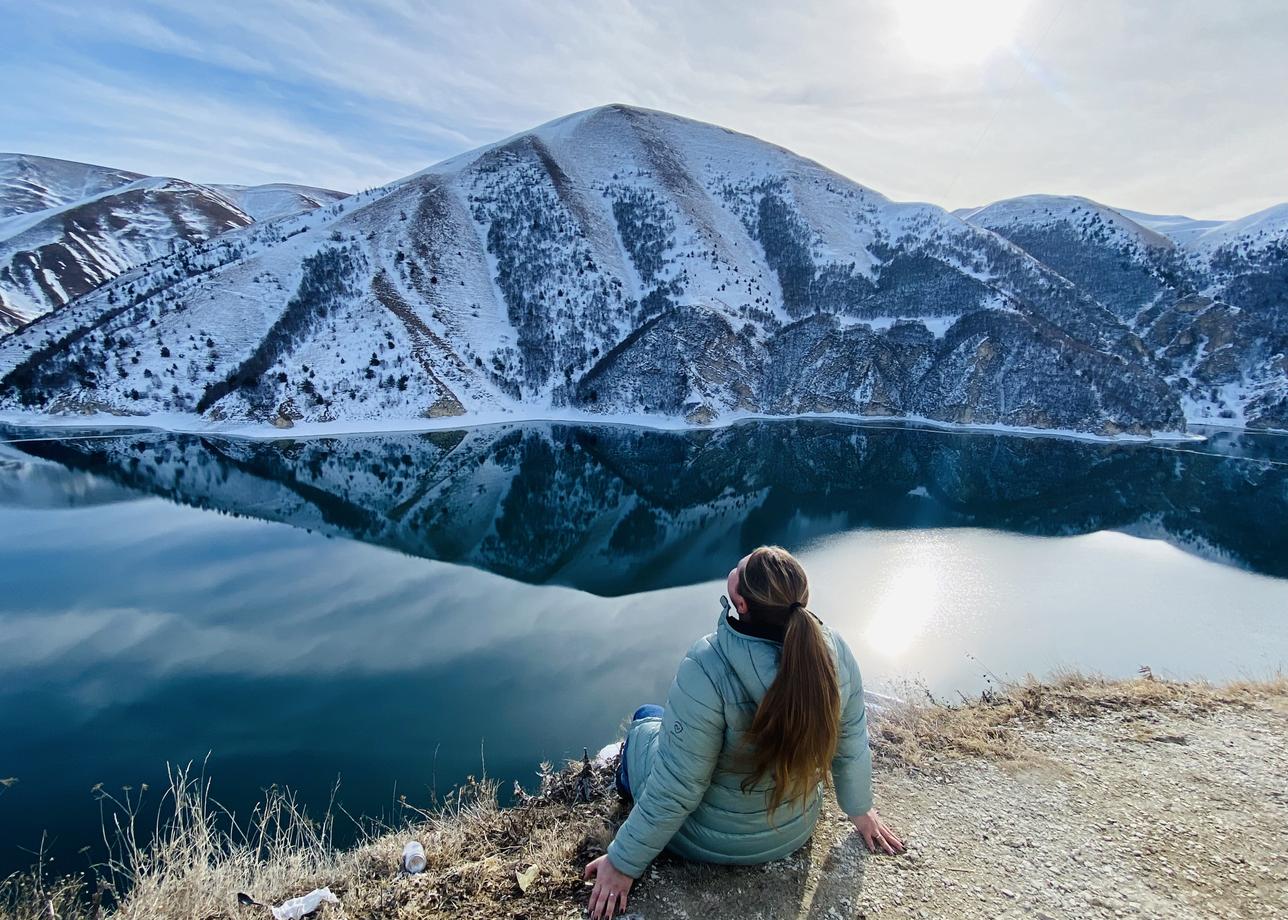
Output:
[3,0,1285,216]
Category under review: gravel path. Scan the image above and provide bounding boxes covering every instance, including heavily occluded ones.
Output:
[624,694,1288,919]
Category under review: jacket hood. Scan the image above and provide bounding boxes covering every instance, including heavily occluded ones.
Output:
[711,601,825,708]
[712,597,840,703]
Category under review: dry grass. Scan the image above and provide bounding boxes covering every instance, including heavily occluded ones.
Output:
[869,668,1288,770]
[4,672,1284,920]
[1,756,625,920]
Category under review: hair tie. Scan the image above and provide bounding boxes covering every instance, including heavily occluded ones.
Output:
[788,601,805,613]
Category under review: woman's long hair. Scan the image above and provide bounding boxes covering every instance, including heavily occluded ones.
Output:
[737,546,841,817]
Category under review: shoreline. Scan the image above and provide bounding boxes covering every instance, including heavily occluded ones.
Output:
[0,406,1212,445]
[4,672,1284,920]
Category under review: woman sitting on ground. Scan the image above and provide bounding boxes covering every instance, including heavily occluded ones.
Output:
[584,545,903,918]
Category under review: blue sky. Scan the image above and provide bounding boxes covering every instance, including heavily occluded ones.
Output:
[2,0,1284,218]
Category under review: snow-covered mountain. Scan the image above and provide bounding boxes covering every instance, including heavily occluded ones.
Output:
[0,105,1282,435]
[0,153,145,219]
[962,196,1288,429]
[957,195,1184,323]
[1115,208,1227,247]
[0,153,347,332]
[1125,203,1288,254]
[209,183,352,222]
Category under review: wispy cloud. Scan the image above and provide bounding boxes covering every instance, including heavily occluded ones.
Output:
[0,62,416,190]
[2,0,1284,216]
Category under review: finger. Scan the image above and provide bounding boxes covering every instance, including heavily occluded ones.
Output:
[620,888,629,913]
[584,861,595,880]
[885,826,906,852]
[862,830,876,853]
[878,829,896,855]
[879,820,905,851]
[590,883,604,920]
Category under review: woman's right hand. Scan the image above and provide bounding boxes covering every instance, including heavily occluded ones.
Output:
[850,808,904,855]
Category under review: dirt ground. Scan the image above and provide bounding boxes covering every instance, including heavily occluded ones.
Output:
[625,693,1288,920]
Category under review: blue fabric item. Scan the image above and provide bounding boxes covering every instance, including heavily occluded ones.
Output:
[615,705,665,799]
[605,604,873,879]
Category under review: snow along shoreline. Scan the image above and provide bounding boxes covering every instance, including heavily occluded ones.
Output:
[0,406,1209,445]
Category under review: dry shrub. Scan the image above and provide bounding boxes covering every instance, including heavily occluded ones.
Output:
[371,756,624,919]
[1,754,625,920]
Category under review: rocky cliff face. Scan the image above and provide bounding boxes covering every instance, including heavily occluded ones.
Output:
[0,106,1281,435]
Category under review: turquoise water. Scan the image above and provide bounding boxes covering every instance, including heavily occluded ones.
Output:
[1,419,1286,877]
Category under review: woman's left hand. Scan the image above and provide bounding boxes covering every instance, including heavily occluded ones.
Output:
[584,854,634,918]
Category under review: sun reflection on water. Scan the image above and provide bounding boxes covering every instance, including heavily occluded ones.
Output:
[864,559,942,658]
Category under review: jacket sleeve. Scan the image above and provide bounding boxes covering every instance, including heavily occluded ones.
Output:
[830,633,874,817]
[606,643,725,878]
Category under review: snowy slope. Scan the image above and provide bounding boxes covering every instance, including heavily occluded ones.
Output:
[1118,204,1288,259]
[964,194,1288,430]
[960,194,1182,321]
[961,195,1176,250]
[211,183,348,222]
[0,155,349,332]
[1115,208,1227,247]
[0,105,1244,436]
[0,176,253,330]
[0,153,144,219]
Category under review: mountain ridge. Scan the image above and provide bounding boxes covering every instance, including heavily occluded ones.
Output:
[960,189,1288,429]
[0,105,1283,435]
[0,153,347,331]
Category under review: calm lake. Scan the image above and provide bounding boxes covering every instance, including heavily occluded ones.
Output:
[1,418,1286,878]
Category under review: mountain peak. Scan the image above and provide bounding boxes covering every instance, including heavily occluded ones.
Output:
[960,194,1175,251]
[1,107,1283,436]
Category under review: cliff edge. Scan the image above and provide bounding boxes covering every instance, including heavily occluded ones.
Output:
[5,673,1285,920]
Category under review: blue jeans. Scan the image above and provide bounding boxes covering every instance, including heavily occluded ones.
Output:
[615,704,664,799]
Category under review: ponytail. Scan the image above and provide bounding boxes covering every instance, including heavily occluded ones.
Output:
[736,548,841,817]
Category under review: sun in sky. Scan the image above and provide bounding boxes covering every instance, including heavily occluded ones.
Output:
[892,0,1030,69]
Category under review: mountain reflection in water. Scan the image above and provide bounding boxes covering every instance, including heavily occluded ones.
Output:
[6,419,1288,588]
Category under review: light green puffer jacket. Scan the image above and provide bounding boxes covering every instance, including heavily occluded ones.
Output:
[606,604,873,878]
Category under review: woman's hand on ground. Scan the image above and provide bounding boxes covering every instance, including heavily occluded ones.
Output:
[584,854,634,918]
[850,808,905,855]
